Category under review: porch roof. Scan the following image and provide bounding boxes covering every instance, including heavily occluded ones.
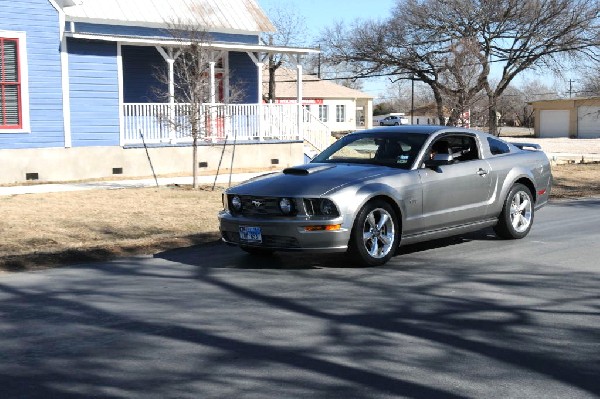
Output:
[56,0,274,34]
[64,31,319,55]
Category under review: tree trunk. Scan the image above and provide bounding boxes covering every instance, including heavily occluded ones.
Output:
[268,63,276,102]
[488,96,499,136]
[192,121,198,189]
[432,87,445,125]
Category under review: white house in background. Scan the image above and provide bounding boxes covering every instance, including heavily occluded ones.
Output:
[530,97,600,138]
[265,68,374,132]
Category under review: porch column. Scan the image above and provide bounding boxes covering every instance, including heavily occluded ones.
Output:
[156,46,178,142]
[245,51,265,140]
[257,62,264,104]
[167,57,176,142]
[257,62,264,141]
[209,60,217,141]
[296,61,303,140]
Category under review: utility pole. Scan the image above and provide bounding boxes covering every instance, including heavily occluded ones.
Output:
[568,79,575,98]
[410,74,415,124]
[317,44,321,79]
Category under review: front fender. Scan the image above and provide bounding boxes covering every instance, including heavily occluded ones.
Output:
[331,182,407,233]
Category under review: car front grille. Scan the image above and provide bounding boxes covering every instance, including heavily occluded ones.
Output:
[229,195,297,217]
[240,196,280,216]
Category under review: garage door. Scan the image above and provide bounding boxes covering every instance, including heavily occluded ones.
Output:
[539,110,570,138]
[577,106,600,138]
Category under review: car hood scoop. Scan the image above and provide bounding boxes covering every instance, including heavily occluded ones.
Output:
[282,165,336,175]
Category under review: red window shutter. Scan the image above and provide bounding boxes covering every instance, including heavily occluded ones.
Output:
[0,38,21,129]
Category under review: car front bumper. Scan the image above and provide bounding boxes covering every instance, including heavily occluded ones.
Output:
[218,211,350,252]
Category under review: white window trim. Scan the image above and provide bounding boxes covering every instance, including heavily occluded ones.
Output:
[336,104,346,123]
[0,30,30,133]
[319,104,329,123]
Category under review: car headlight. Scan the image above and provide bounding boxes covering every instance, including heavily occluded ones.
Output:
[279,197,294,215]
[231,195,242,211]
[319,199,337,216]
[304,198,340,217]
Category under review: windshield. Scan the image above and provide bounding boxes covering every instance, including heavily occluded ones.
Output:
[311,132,428,170]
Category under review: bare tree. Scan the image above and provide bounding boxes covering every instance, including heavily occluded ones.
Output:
[580,64,600,96]
[153,24,243,188]
[261,2,307,102]
[496,79,560,129]
[303,54,365,90]
[321,0,599,135]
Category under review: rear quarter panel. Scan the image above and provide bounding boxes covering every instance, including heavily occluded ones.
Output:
[487,150,552,216]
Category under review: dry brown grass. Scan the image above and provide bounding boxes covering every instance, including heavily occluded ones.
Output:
[550,163,600,199]
[0,186,224,271]
[1,163,598,272]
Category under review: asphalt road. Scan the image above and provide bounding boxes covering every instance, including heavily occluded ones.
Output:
[1,198,599,399]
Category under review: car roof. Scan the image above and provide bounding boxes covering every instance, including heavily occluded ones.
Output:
[355,125,481,136]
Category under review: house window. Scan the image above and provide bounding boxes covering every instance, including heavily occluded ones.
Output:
[0,32,28,132]
[336,105,346,122]
[0,37,21,129]
[318,104,329,122]
[302,104,311,122]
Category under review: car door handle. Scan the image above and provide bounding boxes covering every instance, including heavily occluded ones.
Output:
[477,168,488,176]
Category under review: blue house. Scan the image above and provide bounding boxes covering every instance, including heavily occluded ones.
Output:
[0,0,323,184]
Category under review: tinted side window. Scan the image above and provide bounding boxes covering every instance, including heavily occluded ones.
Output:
[446,135,480,162]
[487,137,511,155]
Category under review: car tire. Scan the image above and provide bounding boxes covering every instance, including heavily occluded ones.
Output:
[379,122,384,126]
[394,122,399,125]
[348,199,400,266]
[240,246,274,257]
[494,183,534,239]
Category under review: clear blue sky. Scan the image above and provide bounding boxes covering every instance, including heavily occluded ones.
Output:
[256,0,396,40]
[257,0,398,98]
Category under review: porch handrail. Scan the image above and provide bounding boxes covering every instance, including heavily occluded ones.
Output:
[302,108,331,152]
[122,102,332,150]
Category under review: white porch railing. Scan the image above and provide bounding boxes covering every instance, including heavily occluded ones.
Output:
[122,103,331,152]
[303,107,332,152]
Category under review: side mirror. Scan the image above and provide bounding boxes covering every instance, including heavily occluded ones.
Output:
[424,153,454,169]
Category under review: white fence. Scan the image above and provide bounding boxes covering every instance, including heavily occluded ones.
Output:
[122,103,331,152]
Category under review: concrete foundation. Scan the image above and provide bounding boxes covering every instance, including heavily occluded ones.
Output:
[0,141,304,184]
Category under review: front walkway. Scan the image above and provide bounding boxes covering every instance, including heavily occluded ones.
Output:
[0,172,268,196]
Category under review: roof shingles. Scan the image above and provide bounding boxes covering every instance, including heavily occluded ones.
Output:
[60,0,274,33]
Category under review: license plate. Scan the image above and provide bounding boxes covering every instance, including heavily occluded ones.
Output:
[239,226,262,243]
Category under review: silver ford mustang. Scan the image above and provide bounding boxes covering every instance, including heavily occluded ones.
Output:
[219,126,552,266]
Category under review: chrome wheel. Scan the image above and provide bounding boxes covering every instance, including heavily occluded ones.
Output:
[509,190,532,233]
[361,207,395,259]
[494,183,535,240]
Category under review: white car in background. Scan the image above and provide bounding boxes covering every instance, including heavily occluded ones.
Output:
[379,115,409,125]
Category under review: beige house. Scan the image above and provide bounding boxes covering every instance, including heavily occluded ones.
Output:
[409,104,449,125]
[264,68,374,132]
[530,97,600,138]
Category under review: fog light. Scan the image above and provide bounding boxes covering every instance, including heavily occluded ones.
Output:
[279,197,294,214]
[231,196,242,211]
